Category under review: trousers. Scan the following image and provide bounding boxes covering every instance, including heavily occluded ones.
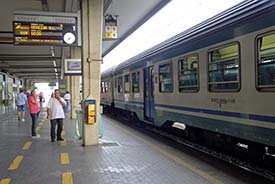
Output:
[50,118,63,140]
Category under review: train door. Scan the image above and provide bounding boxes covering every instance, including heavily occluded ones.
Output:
[144,66,155,122]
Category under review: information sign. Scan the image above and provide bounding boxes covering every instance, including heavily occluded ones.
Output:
[13,22,77,46]
[13,11,80,46]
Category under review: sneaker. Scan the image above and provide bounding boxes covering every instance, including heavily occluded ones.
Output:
[32,134,40,138]
[51,139,55,142]
[57,138,64,141]
[21,119,25,122]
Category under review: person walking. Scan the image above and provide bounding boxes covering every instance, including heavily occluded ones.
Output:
[16,89,28,121]
[47,89,66,142]
[64,91,70,113]
[28,89,40,137]
[39,92,45,103]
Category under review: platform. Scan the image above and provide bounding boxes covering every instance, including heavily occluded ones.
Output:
[0,108,272,184]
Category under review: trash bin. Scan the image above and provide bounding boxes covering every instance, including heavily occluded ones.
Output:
[75,110,83,140]
[98,113,103,138]
[75,110,103,140]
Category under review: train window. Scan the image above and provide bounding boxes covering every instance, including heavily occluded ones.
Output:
[101,81,105,93]
[132,72,140,93]
[256,33,275,91]
[124,74,130,93]
[159,63,173,92]
[104,81,109,92]
[208,43,240,91]
[101,81,108,93]
[178,54,199,92]
[117,76,123,93]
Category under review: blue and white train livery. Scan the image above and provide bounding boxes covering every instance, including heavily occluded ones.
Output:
[101,0,275,159]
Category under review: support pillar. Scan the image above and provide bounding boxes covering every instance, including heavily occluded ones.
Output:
[81,0,103,146]
[30,81,35,90]
[66,76,71,93]
[23,79,29,90]
[70,47,81,119]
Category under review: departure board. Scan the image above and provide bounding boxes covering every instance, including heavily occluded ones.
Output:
[13,22,77,46]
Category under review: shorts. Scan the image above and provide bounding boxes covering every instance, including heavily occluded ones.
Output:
[17,105,26,112]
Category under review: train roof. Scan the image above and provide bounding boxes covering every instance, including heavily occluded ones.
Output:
[113,0,275,74]
[101,65,117,79]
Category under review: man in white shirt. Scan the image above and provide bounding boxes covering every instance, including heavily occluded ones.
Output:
[47,89,66,142]
[64,91,71,113]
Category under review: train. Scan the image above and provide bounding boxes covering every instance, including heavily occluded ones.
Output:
[101,0,275,160]
[0,72,22,106]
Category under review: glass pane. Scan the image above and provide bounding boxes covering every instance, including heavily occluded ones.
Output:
[101,81,105,93]
[258,63,275,86]
[179,54,198,92]
[208,43,239,91]
[159,63,173,92]
[131,72,140,93]
[257,33,275,89]
[118,77,123,93]
[124,75,130,93]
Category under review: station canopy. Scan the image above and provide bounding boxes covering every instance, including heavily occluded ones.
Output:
[0,0,171,83]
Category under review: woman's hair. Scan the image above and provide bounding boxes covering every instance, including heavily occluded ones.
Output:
[31,90,35,95]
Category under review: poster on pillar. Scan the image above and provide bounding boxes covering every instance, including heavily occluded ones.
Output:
[64,59,82,75]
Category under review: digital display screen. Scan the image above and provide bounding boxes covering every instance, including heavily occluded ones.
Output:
[64,59,81,75]
[13,21,77,46]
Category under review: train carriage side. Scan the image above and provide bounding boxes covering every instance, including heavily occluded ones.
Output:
[152,26,275,152]
[0,72,8,106]
[112,66,145,120]
[101,67,115,113]
[102,1,275,156]
[144,7,275,153]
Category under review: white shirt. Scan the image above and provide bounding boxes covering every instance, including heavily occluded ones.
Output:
[47,97,66,119]
[64,93,70,101]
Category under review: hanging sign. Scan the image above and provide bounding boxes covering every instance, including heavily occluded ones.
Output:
[13,11,80,46]
[105,14,118,39]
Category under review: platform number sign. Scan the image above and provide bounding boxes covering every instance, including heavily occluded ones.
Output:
[105,14,118,39]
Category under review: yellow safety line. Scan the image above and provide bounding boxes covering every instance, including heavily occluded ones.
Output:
[61,130,65,136]
[0,178,11,184]
[112,122,224,184]
[62,172,73,184]
[61,153,70,165]
[22,141,32,150]
[60,141,67,146]
[8,156,23,170]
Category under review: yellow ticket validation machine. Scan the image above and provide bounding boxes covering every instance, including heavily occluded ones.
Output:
[85,100,96,124]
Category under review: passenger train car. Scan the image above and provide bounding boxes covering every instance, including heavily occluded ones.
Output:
[0,72,21,106]
[101,0,275,159]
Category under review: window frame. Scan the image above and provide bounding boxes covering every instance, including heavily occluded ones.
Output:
[255,30,275,92]
[207,42,241,92]
[131,71,140,93]
[117,76,123,93]
[178,53,199,93]
[101,81,105,93]
[159,62,173,93]
[124,74,130,93]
